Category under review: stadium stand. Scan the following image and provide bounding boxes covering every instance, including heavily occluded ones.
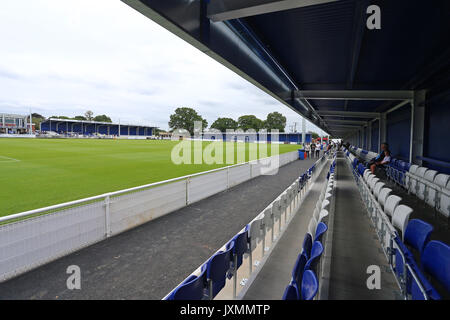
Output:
[343,145,450,299]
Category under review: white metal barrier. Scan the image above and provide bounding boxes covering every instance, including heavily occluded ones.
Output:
[0,151,299,282]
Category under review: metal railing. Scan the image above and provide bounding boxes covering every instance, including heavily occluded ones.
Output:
[0,151,299,282]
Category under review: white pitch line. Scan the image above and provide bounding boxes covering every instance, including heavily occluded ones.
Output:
[0,156,20,162]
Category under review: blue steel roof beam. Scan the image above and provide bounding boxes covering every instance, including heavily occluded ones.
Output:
[207,0,339,22]
[343,0,370,112]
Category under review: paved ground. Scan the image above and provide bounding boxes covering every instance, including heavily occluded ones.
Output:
[328,155,399,300]
[0,157,316,300]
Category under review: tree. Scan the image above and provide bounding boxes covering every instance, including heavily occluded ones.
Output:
[210,117,238,132]
[264,112,286,132]
[31,113,44,119]
[237,115,264,131]
[73,116,87,121]
[168,107,208,136]
[93,114,112,123]
[309,131,320,139]
[85,110,94,121]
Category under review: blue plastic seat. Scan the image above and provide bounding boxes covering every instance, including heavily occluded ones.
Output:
[230,231,248,271]
[292,252,308,287]
[421,241,450,292]
[282,282,299,300]
[302,233,312,259]
[404,219,433,255]
[314,222,328,242]
[301,270,318,300]
[169,266,207,300]
[206,241,234,299]
[305,241,324,272]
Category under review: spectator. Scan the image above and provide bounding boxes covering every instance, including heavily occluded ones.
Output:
[311,142,316,158]
[315,142,321,158]
[370,149,391,174]
[368,143,389,167]
[305,143,311,158]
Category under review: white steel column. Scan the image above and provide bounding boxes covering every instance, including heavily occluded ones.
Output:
[379,113,387,152]
[410,90,426,165]
[302,117,306,147]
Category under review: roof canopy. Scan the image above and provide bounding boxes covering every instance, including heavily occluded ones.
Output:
[123,0,450,137]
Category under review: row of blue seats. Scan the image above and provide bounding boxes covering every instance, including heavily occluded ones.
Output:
[165,156,328,300]
[394,223,449,299]
[344,147,450,299]
[282,155,337,300]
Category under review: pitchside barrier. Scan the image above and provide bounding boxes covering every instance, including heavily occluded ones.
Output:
[0,151,299,282]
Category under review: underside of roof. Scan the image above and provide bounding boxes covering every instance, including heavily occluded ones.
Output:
[122,0,450,137]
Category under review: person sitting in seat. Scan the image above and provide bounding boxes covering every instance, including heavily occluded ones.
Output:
[368,142,388,167]
[370,149,391,174]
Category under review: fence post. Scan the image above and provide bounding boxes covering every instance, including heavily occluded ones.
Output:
[105,195,111,237]
[186,177,190,205]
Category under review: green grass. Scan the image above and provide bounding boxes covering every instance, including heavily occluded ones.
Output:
[0,138,301,216]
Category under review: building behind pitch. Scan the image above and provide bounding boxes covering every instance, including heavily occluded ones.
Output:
[0,113,35,134]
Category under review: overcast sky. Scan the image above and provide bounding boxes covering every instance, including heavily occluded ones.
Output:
[0,0,326,134]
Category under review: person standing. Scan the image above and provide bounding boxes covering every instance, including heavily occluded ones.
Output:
[315,142,321,158]
[310,142,316,158]
[305,143,311,158]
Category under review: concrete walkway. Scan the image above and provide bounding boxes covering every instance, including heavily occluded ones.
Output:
[327,155,399,300]
[0,158,316,300]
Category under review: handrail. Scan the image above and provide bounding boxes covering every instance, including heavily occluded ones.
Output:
[417,156,450,169]
[0,150,297,223]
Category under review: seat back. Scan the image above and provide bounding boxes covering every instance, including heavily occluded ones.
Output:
[302,233,313,258]
[319,209,329,223]
[414,167,429,196]
[272,199,281,222]
[321,199,330,211]
[248,217,262,251]
[421,241,450,292]
[373,182,385,199]
[282,282,299,300]
[307,218,317,240]
[378,188,393,208]
[231,232,248,270]
[314,222,328,242]
[171,268,206,300]
[206,242,234,298]
[385,195,402,219]
[292,252,308,287]
[301,270,318,300]
[370,178,380,191]
[404,219,433,254]
[262,206,273,231]
[392,205,413,240]
[305,241,324,272]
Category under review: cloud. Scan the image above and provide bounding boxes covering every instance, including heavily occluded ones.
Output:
[0,0,326,135]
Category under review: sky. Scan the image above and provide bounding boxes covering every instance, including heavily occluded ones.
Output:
[0,0,326,134]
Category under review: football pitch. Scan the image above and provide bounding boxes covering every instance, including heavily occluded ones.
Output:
[0,138,301,217]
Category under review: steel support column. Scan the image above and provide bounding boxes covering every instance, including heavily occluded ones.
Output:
[410,90,426,165]
[379,113,387,152]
